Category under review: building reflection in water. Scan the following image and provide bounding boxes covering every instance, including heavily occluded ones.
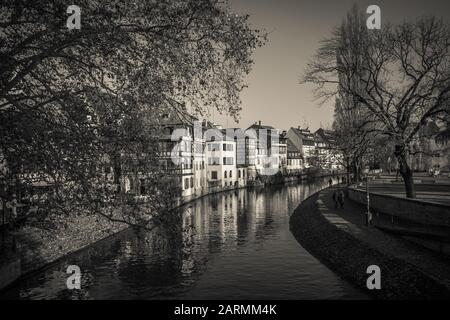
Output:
[0,177,363,300]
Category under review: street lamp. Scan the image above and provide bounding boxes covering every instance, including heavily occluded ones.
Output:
[363,167,372,227]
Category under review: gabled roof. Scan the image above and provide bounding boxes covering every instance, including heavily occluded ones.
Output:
[160,105,199,127]
[287,139,301,152]
[287,128,314,152]
[314,128,336,144]
[288,127,304,140]
[247,123,275,131]
[290,127,314,141]
[287,140,304,159]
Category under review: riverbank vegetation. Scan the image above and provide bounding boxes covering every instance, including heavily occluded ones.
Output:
[0,0,265,232]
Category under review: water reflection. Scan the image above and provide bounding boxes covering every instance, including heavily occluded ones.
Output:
[1,178,366,300]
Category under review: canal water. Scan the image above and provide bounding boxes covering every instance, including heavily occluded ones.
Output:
[1,178,367,299]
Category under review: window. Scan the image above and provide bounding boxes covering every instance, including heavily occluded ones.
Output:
[238,170,241,178]
[211,171,218,180]
[223,144,233,151]
[190,177,193,188]
[223,157,234,165]
[208,157,220,165]
[224,171,227,178]
[208,143,220,151]
[229,170,232,178]
[184,178,189,190]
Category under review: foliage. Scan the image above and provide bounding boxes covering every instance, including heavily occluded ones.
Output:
[0,0,265,227]
[303,5,450,197]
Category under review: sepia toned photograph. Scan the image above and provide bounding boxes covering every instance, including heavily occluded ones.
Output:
[1,0,450,308]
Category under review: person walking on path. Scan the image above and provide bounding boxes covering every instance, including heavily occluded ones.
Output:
[332,189,339,208]
[337,189,345,208]
[328,178,332,187]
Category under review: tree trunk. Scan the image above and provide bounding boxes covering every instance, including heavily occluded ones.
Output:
[346,157,350,185]
[112,152,122,193]
[352,158,362,182]
[395,145,416,199]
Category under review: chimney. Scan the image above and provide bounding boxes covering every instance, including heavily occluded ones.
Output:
[258,120,261,126]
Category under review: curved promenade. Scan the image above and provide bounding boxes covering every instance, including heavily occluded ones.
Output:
[289,185,450,299]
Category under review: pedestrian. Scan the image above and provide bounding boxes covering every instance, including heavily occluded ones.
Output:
[338,190,345,208]
[10,194,18,230]
[328,178,332,187]
[332,189,339,209]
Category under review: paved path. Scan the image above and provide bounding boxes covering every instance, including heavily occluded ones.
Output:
[321,186,450,292]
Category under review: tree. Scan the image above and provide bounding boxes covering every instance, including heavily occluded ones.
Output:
[0,0,264,227]
[303,6,450,198]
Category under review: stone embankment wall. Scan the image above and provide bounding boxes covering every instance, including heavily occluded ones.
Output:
[289,190,450,299]
[348,187,450,227]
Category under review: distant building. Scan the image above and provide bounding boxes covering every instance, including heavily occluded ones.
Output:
[410,120,450,172]
[314,128,341,170]
[205,127,238,190]
[435,126,450,172]
[286,139,303,174]
[226,128,250,188]
[286,127,316,168]
[247,121,284,176]
[124,108,196,199]
[192,121,208,197]
[279,131,288,174]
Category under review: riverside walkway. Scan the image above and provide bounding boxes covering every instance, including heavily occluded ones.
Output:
[290,185,450,299]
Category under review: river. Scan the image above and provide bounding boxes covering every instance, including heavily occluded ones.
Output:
[1,177,367,299]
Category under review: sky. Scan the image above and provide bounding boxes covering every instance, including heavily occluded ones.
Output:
[211,0,450,132]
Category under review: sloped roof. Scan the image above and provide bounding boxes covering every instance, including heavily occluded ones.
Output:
[247,123,275,131]
[287,140,304,158]
[290,127,315,140]
[315,128,336,144]
[289,127,304,140]
[287,139,301,152]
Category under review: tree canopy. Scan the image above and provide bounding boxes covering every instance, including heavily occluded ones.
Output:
[0,0,265,226]
[303,6,450,197]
